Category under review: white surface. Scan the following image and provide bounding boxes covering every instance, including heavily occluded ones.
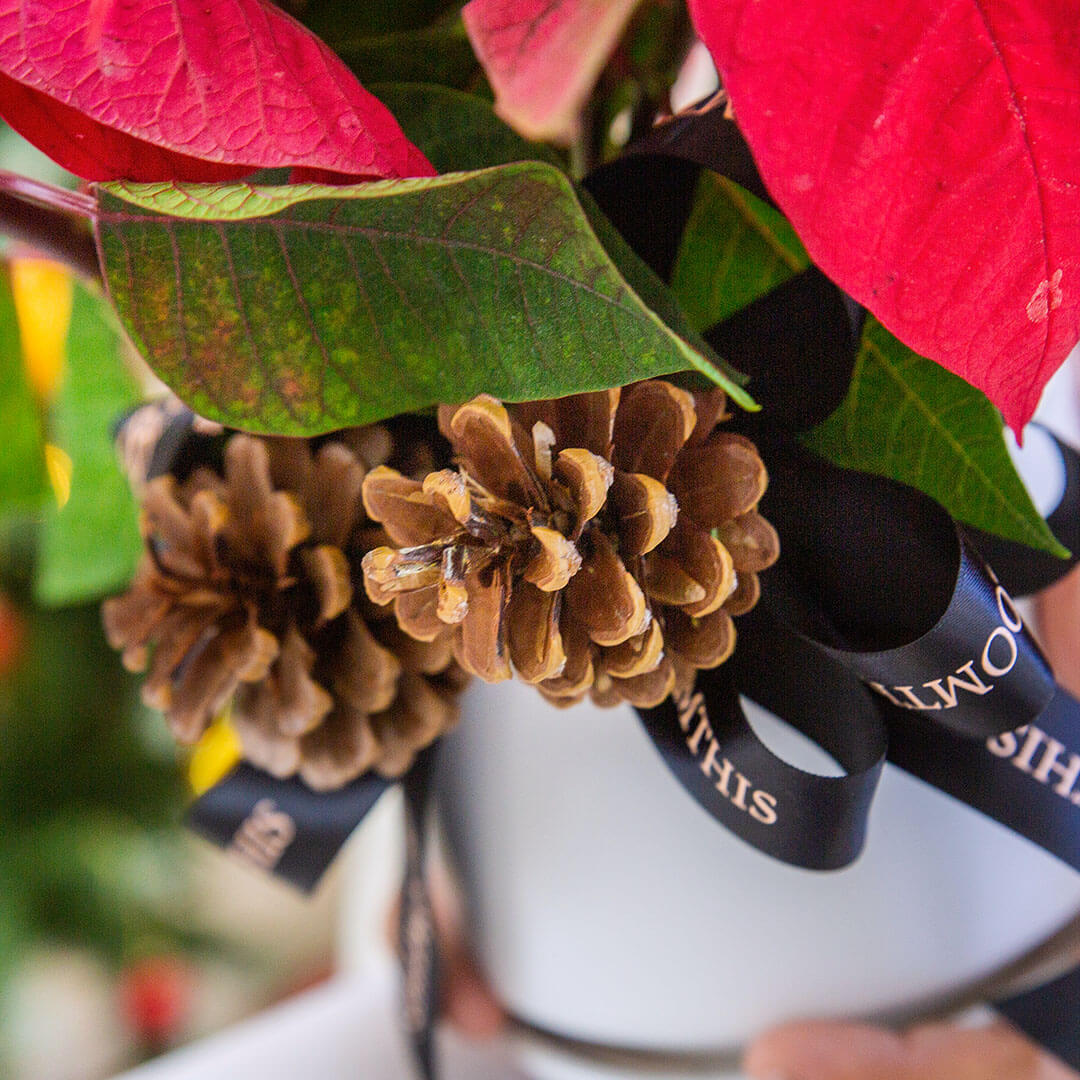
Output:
[437,680,1080,1054]
[1030,344,1080,446]
[110,960,747,1080]
[1006,423,1067,516]
[1007,343,1080,515]
[112,960,522,1080]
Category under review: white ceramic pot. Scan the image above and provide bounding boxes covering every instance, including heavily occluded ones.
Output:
[436,678,1080,1071]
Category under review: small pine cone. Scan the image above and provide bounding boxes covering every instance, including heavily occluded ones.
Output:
[103,426,464,790]
[361,381,779,709]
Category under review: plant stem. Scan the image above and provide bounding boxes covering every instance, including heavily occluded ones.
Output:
[0,171,99,281]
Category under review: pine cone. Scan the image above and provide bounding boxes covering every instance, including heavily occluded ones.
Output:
[103,425,465,790]
[361,381,778,708]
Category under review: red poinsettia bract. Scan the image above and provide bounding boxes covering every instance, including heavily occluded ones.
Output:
[0,0,434,183]
[690,0,1080,432]
[462,0,642,143]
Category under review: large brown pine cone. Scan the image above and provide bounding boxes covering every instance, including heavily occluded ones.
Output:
[103,426,464,790]
[361,381,779,708]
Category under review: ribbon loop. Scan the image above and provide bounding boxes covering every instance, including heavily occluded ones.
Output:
[822,536,1054,740]
[639,605,886,870]
[759,441,1054,739]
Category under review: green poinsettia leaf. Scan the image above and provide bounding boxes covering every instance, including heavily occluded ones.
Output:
[371,83,563,173]
[35,284,142,606]
[95,164,749,435]
[294,0,460,42]
[339,26,479,90]
[575,187,751,402]
[0,267,47,513]
[671,172,810,332]
[804,317,1067,557]
[377,86,751,401]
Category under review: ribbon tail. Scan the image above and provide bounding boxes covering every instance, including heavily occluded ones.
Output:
[399,746,440,1080]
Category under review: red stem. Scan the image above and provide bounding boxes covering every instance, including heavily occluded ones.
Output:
[0,170,99,281]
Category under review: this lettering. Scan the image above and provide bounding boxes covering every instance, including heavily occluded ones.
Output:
[922,662,993,708]
[1013,725,1046,773]
[688,714,712,755]
[676,692,705,734]
[700,739,734,797]
[996,585,1023,632]
[892,685,942,711]
[228,798,296,871]
[749,789,779,825]
[984,724,1080,807]
[672,691,778,826]
[986,728,1020,758]
[981,625,1018,677]
[730,772,752,811]
[1031,736,1080,797]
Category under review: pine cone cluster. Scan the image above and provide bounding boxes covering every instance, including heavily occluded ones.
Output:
[103,424,465,790]
[361,381,778,708]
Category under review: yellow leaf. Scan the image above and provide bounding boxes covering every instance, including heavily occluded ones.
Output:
[188,714,243,795]
[10,257,74,399]
[44,444,72,508]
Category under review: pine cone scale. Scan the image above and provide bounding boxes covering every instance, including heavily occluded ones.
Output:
[393,589,447,642]
[656,517,735,618]
[142,603,231,707]
[665,608,736,669]
[715,511,781,573]
[610,471,678,556]
[564,531,649,647]
[671,436,768,526]
[448,397,548,509]
[166,617,263,744]
[361,466,462,547]
[507,582,567,683]
[550,448,613,532]
[611,381,696,480]
[602,619,664,679]
[455,565,512,681]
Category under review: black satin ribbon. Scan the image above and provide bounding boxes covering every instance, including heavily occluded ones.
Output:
[399,749,440,1080]
[187,753,439,1080]
[998,964,1080,1067]
[630,445,1080,1067]
[638,608,886,870]
[586,106,1080,1068]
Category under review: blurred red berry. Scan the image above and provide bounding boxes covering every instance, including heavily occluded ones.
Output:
[0,597,24,676]
[117,957,193,1046]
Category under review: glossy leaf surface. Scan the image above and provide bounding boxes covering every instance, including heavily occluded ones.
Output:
[371,84,563,173]
[377,85,752,399]
[672,172,809,332]
[336,25,479,90]
[96,164,741,435]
